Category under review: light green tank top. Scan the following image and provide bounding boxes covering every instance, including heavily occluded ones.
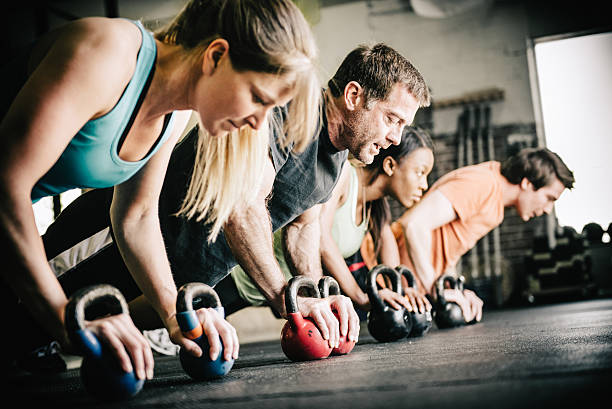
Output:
[331,165,369,258]
[231,164,368,305]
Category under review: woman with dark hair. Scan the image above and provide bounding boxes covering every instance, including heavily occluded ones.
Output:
[228,126,435,314]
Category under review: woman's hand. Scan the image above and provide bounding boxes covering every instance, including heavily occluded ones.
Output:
[378,287,413,312]
[403,286,432,314]
[83,313,155,380]
[167,308,239,362]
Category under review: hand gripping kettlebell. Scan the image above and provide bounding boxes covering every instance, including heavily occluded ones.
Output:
[317,276,356,355]
[176,282,234,380]
[395,266,432,337]
[281,275,333,361]
[366,265,412,342]
[65,284,144,401]
[433,275,465,329]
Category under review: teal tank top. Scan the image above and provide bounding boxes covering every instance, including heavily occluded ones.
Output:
[31,20,176,202]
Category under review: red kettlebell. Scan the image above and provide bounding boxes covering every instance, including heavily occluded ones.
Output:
[317,276,356,355]
[281,275,333,362]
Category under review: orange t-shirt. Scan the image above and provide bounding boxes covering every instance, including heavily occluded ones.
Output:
[362,161,505,293]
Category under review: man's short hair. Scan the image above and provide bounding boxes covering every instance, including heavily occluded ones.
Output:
[327,43,430,108]
[500,147,575,190]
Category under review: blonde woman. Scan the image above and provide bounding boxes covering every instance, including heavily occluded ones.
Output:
[1,0,320,376]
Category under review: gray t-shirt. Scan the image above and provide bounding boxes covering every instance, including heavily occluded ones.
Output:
[160,104,348,287]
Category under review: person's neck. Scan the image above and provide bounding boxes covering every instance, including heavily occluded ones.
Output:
[325,95,347,151]
[139,40,196,121]
[358,168,386,204]
[500,175,521,208]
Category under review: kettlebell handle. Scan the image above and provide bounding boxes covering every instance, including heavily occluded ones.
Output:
[367,265,402,313]
[436,274,466,303]
[318,276,340,298]
[396,265,416,288]
[285,275,320,314]
[65,284,128,334]
[177,282,222,313]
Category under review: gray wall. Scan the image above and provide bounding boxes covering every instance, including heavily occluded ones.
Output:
[313,0,534,135]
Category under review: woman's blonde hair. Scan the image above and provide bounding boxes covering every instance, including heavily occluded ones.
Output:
[155,0,320,241]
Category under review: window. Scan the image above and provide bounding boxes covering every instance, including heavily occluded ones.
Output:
[529,30,612,235]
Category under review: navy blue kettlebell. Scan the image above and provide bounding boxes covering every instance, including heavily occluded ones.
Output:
[366,265,412,342]
[395,266,432,337]
[65,284,144,401]
[434,275,465,329]
[176,282,234,380]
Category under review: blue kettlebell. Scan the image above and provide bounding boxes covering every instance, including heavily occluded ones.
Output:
[176,282,234,380]
[396,266,433,337]
[65,284,144,401]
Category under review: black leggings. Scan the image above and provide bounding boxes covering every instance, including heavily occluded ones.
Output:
[5,188,135,355]
[42,188,143,302]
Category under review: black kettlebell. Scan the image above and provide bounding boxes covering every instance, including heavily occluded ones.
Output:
[176,282,234,380]
[65,284,144,401]
[366,265,412,342]
[433,275,465,329]
[395,266,432,337]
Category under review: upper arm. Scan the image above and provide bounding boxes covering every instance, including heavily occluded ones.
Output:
[0,19,136,193]
[291,203,323,229]
[398,189,457,232]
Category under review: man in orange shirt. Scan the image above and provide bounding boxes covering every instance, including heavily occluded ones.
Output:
[362,147,574,323]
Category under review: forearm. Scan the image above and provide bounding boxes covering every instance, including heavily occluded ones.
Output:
[111,210,177,325]
[282,219,323,281]
[0,190,68,343]
[224,203,287,317]
[320,240,368,308]
[401,221,437,295]
[378,224,400,267]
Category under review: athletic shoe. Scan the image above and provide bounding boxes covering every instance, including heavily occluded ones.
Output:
[143,328,179,356]
[16,341,67,374]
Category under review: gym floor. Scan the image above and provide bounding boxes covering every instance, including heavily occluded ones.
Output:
[10,298,612,409]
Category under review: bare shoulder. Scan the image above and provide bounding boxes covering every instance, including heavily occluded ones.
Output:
[60,17,141,68]
[41,18,145,116]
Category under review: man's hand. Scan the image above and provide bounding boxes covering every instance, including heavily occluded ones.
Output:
[167,308,239,362]
[441,288,483,323]
[297,295,360,348]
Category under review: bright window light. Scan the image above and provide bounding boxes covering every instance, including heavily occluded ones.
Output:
[533,31,612,234]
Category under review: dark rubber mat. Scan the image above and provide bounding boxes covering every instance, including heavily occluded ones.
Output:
[8,299,612,408]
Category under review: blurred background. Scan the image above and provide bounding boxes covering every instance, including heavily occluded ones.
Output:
[4,0,611,342]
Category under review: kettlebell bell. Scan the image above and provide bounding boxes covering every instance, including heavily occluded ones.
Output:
[395,266,432,337]
[317,276,356,355]
[65,284,144,401]
[366,265,412,342]
[281,275,333,361]
[176,282,234,380]
[433,275,465,329]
